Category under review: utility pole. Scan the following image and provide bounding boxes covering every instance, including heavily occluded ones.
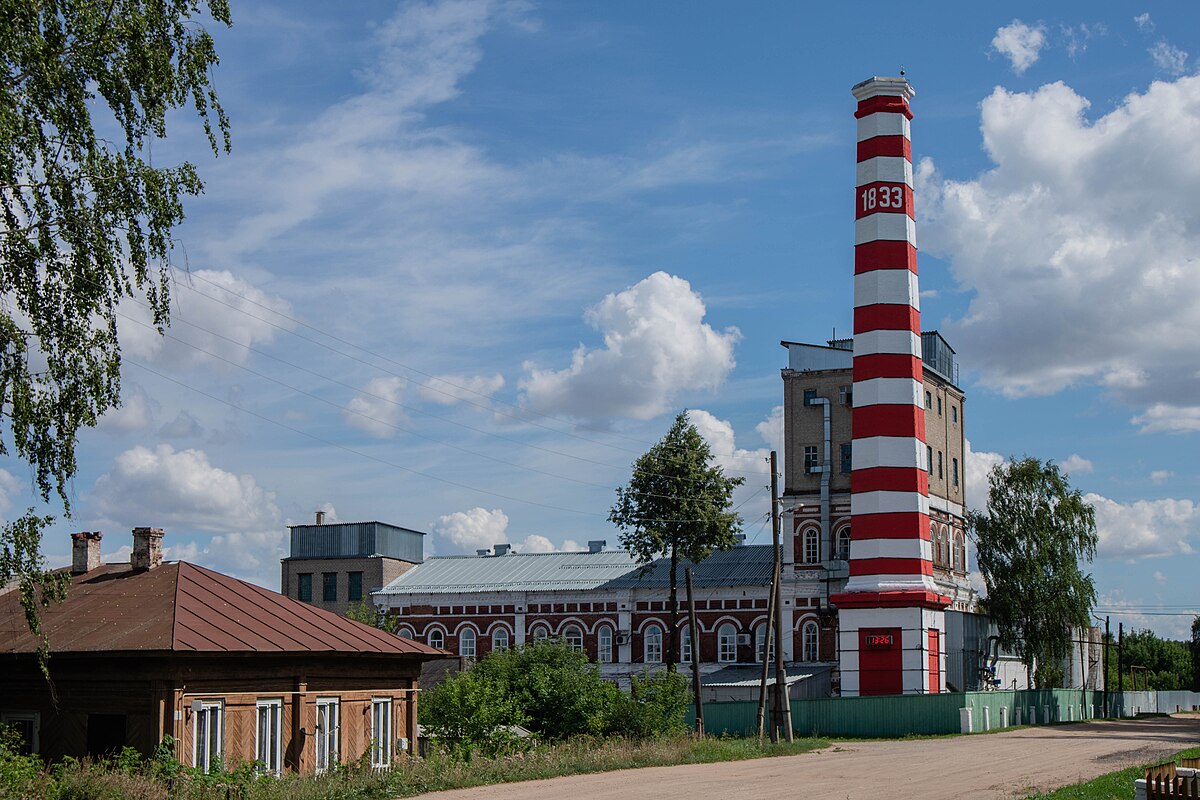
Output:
[770,450,793,742]
[685,567,704,737]
[1103,616,1110,717]
[756,580,775,741]
[1117,622,1124,701]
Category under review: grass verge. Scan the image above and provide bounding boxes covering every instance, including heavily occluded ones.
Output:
[3,735,828,800]
[1024,746,1200,800]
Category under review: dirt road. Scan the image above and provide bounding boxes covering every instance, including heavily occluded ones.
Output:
[422,715,1200,800]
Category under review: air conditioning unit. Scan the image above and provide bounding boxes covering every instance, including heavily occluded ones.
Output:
[615,632,631,645]
[736,634,751,647]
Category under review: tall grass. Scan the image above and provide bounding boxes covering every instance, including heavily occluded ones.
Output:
[2,735,829,800]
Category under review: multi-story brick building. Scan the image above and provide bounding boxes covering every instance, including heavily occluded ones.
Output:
[374,542,835,697]
[281,515,425,616]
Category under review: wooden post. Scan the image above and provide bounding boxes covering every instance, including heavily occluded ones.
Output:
[756,581,776,741]
[771,451,793,742]
[686,567,704,737]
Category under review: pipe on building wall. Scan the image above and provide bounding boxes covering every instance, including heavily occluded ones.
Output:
[809,396,833,563]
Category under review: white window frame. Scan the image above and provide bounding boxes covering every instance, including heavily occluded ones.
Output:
[532,626,549,643]
[718,623,737,664]
[597,626,613,663]
[254,699,283,775]
[802,621,820,662]
[836,527,852,561]
[492,627,509,653]
[370,698,392,769]
[680,626,692,664]
[426,628,445,650]
[314,698,339,774]
[563,625,584,653]
[192,701,223,773]
[953,532,966,572]
[459,628,476,660]
[0,711,39,755]
[643,625,663,663]
[803,529,819,563]
[755,625,775,663]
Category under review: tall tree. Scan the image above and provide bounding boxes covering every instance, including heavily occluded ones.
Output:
[1,0,231,646]
[970,457,1098,687]
[609,412,744,671]
[1192,616,1200,691]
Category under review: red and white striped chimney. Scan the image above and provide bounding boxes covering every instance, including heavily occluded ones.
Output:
[833,76,949,697]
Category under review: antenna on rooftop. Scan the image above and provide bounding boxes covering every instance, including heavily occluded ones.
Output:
[900,65,906,77]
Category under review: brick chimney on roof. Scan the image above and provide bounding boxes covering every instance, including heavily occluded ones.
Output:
[71,531,103,574]
[131,527,165,571]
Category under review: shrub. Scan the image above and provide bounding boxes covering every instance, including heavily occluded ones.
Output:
[421,668,528,758]
[605,670,690,739]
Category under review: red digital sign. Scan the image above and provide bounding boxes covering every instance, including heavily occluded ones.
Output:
[861,629,899,650]
[865,634,893,647]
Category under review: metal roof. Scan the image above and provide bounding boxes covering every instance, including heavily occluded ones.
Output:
[701,663,831,687]
[375,545,774,596]
[0,562,443,657]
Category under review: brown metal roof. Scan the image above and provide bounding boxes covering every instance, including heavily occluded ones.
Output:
[0,561,443,657]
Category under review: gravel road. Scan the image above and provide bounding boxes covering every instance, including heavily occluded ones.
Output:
[420,715,1200,800]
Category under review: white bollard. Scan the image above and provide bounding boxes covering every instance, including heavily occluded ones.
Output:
[1044,704,1051,723]
[1000,707,1008,727]
[960,707,973,734]
[983,706,991,731]
[1015,707,1022,726]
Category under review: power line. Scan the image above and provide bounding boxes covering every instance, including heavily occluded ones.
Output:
[168,268,772,466]
[126,358,762,526]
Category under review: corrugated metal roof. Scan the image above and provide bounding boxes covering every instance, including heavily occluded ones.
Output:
[0,562,443,657]
[376,545,774,595]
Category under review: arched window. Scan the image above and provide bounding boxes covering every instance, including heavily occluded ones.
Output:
[597,626,613,663]
[680,626,692,664]
[802,620,819,662]
[532,626,549,643]
[563,624,584,653]
[396,625,415,640]
[427,628,445,650]
[644,625,663,663]
[836,527,851,561]
[492,627,509,653]
[755,624,775,663]
[941,526,951,566]
[803,529,819,563]
[459,628,476,660]
[953,531,966,572]
[718,623,738,663]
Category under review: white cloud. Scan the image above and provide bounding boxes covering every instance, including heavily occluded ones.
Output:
[992,20,1047,74]
[1060,454,1094,475]
[120,270,292,369]
[755,405,784,457]
[430,506,580,555]
[97,382,158,433]
[1134,13,1153,33]
[964,440,1005,513]
[686,409,769,475]
[92,445,282,534]
[1150,470,1174,484]
[920,77,1200,420]
[0,468,20,513]
[1149,41,1189,75]
[1132,403,1200,434]
[520,272,740,420]
[1086,492,1199,560]
[418,373,505,406]
[433,506,510,553]
[1153,570,1167,584]
[344,377,406,438]
[1061,23,1103,60]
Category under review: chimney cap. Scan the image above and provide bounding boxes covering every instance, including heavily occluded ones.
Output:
[315,509,326,525]
[851,76,915,102]
[587,540,606,553]
[493,543,512,556]
[476,549,490,557]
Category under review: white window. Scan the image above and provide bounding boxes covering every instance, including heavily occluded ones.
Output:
[803,529,819,563]
[755,625,775,663]
[597,626,613,663]
[492,627,509,653]
[427,628,444,649]
[718,623,737,663]
[459,628,476,660]
[255,699,282,775]
[396,626,415,640]
[953,532,966,572]
[315,698,339,774]
[804,446,818,473]
[193,701,223,773]
[836,527,851,561]
[564,625,584,653]
[680,626,692,664]
[644,625,663,663]
[532,626,549,643]
[370,698,392,769]
[802,621,819,662]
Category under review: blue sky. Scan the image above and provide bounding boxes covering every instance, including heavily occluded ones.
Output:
[7,1,1199,638]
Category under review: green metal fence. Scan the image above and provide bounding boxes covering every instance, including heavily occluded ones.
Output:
[686,689,1108,738]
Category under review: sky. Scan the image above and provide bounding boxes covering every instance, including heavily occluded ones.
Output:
[5,1,1199,639]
